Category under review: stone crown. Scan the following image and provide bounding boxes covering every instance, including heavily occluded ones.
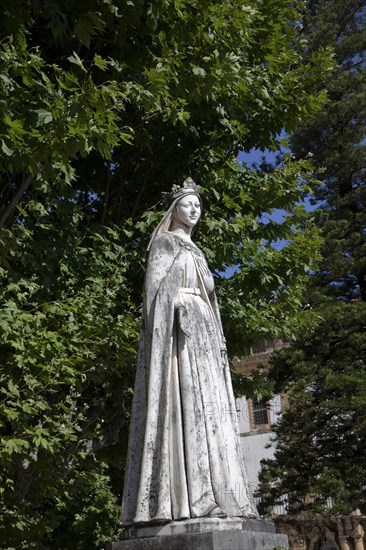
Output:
[161,177,201,207]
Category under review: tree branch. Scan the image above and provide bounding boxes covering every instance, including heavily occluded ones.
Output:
[0,174,33,228]
[79,379,131,455]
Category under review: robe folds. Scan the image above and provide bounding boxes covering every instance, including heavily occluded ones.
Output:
[121,231,256,526]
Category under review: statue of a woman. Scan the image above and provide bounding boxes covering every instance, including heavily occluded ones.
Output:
[121,178,257,526]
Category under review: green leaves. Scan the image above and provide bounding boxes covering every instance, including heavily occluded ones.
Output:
[0,216,138,547]
[0,0,334,546]
[260,301,366,514]
[68,52,87,72]
[2,438,30,455]
[34,109,53,126]
[290,0,366,301]
[93,54,108,71]
[0,33,133,190]
[1,139,14,156]
[260,2,366,514]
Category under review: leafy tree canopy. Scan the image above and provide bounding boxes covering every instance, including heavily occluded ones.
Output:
[291,0,366,301]
[0,1,331,547]
[259,0,366,519]
[260,300,366,515]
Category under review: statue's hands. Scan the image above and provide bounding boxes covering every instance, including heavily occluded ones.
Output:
[176,304,191,338]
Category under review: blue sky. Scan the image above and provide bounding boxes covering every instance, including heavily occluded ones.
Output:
[238,147,279,169]
[237,147,318,250]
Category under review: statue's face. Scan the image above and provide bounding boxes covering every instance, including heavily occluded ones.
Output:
[173,194,201,228]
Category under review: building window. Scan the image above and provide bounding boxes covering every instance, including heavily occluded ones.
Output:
[252,397,269,426]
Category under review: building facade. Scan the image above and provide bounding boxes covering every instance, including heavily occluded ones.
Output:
[235,341,366,550]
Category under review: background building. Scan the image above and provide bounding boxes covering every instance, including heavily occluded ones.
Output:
[235,340,287,515]
[235,342,366,550]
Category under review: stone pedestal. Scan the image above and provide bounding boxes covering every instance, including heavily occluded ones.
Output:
[106,517,288,550]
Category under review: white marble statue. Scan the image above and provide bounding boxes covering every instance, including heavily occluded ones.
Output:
[121,178,257,526]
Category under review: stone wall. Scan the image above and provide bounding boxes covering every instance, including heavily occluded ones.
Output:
[275,511,365,550]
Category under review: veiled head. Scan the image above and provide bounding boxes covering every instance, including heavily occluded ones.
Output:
[172,194,201,229]
[147,177,202,250]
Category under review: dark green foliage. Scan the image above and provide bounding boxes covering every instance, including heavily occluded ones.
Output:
[0,216,138,548]
[291,0,366,301]
[260,301,366,514]
[259,0,366,517]
[0,1,331,547]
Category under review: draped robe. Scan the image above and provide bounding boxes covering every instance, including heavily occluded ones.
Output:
[121,231,256,525]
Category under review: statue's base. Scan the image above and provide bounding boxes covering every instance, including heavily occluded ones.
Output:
[106,517,288,550]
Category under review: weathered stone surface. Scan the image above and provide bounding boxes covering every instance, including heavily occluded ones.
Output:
[121,182,257,527]
[123,517,275,539]
[108,182,290,549]
[106,519,288,550]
